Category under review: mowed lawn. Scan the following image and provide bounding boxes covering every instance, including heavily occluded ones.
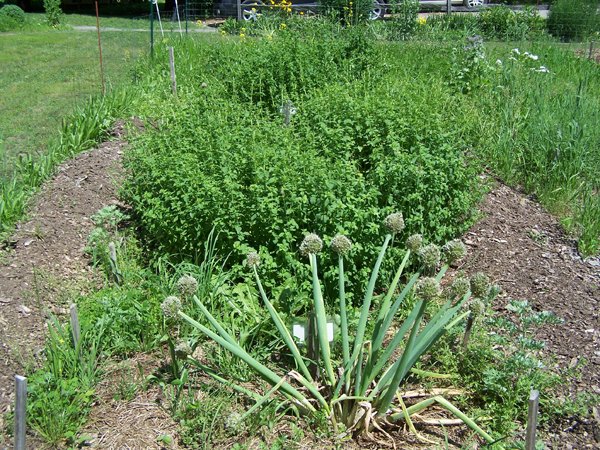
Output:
[0,27,148,176]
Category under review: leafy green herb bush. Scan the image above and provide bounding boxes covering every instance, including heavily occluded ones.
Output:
[124,36,481,294]
[295,76,482,240]
[122,100,380,293]
[547,0,600,41]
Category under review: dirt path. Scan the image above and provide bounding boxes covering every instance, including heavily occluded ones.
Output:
[458,182,600,447]
[0,139,126,441]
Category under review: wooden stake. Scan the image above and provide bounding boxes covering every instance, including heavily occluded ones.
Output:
[237,0,242,21]
[70,303,81,349]
[108,241,122,284]
[14,375,27,450]
[461,312,475,350]
[94,1,106,96]
[525,389,540,450]
[446,0,451,15]
[169,47,177,96]
[589,41,595,60]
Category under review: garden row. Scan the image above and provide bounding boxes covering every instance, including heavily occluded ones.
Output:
[2,9,599,449]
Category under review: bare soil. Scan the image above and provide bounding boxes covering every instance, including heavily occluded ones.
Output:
[0,138,598,448]
[0,138,126,445]
[458,182,600,448]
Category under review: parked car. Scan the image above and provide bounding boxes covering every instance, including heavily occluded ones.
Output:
[216,0,486,21]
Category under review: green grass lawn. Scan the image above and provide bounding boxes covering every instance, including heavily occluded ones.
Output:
[0,27,148,177]
[27,12,156,30]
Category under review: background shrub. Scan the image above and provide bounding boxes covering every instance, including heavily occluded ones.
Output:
[547,0,600,41]
[478,5,546,41]
[43,0,62,26]
[0,4,26,31]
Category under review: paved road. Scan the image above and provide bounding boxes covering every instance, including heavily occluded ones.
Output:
[72,25,217,32]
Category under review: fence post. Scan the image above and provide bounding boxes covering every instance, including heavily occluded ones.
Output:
[589,41,595,60]
[237,0,242,21]
[184,0,188,35]
[14,375,27,450]
[525,389,540,450]
[94,1,105,96]
[70,303,81,349]
[446,0,451,15]
[169,47,177,96]
[108,242,122,285]
[150,0,155,58]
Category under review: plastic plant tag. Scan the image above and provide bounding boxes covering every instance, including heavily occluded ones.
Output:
[292,323,306,342]
[327,321,334,342]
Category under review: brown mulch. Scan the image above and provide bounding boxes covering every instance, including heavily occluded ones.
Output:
[458,182,600,449]
[82,353,182,449]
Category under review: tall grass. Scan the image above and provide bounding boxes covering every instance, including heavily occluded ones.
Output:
[480,44,600,255]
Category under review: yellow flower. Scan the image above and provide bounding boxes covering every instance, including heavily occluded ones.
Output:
[417,17,427,26]
[279,23,287,30]
[240,33,246,38]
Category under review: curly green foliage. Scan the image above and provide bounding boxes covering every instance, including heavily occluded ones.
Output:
[210,26,376,110]
[295,77,482,243]
[124,38,481,298]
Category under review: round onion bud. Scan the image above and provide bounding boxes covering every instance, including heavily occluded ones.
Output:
[245,251,260,269]
[449,276,470,299]
[384,212,405,234]
[300,233,323,256]
[414,277,441,302]
[442,239,467,265]
[225,411,243,431]
[161,296,182,320]
[418,243,441,270]
[469,298,486,317]
[175,341,192,359]
[406,234,423,252]
[470,272,491,298]
[331,234,352,256]
[176,274,198,296]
